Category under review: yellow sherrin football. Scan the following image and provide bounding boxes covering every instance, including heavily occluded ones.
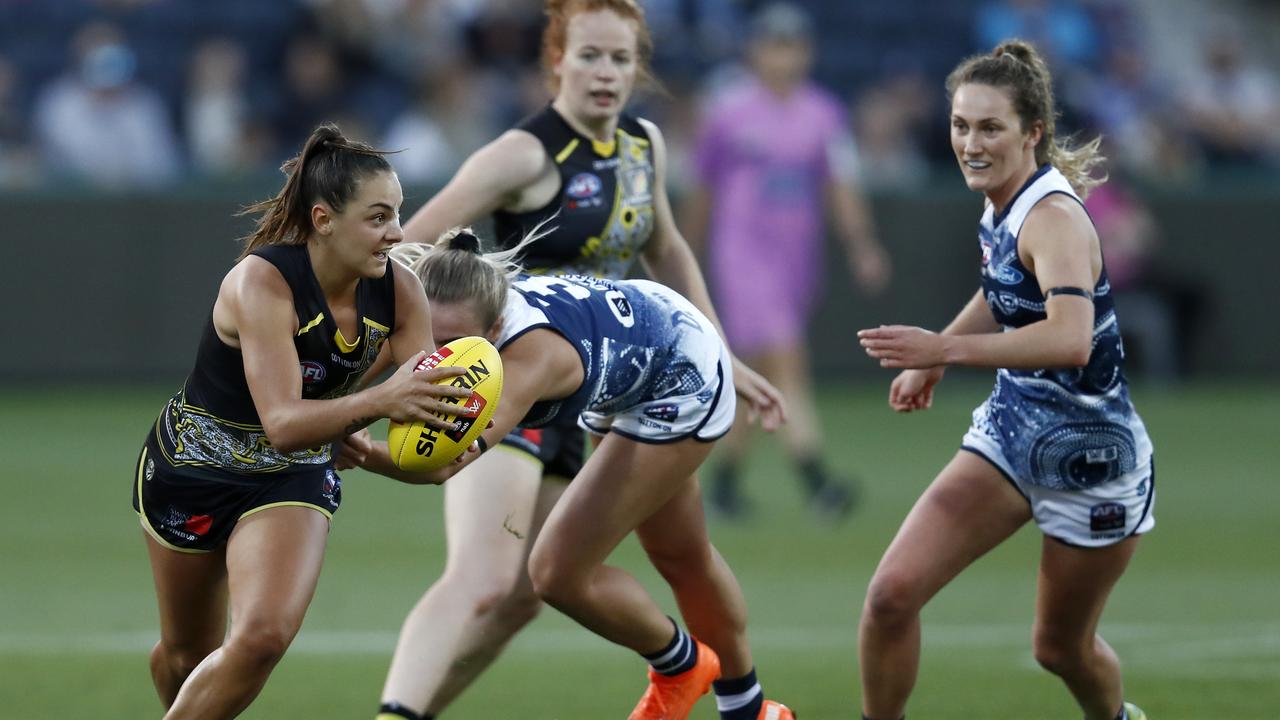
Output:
[387,336,503,472]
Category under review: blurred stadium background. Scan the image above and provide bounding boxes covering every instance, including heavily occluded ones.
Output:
[1,0,1278,718]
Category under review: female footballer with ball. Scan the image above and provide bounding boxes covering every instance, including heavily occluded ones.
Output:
[371,2,785,720]
[360,229,793,720]
[855,41,1151,720]
[133,124,474,719]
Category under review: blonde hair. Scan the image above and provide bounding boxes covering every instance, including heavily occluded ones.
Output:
[390,222,555,330]
[946,39,1105,198]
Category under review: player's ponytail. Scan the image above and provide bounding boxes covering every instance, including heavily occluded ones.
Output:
[237,123,396,261]
[391,221,556,331]
[443,229,483,254]
[946,39,1105,198]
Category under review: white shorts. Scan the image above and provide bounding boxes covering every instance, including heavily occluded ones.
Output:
[580,342,735,444]
[962,430,1156,547]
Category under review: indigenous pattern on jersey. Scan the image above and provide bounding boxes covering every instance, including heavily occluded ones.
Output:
[154,244,396,475]
[492,106,655,278]
[964,165,1152,493]
[496,275,733,443]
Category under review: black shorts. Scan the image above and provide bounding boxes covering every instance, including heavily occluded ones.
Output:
[132,435,341,553]
[498,414,586,481]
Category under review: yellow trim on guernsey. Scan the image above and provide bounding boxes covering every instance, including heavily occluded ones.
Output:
[619,127,650,150]
[363,316,391,333]
[555,138,579,164]
[334,327,360,353]
[591,135,616,157]
[239,501,333,522]
[296,312,325,336]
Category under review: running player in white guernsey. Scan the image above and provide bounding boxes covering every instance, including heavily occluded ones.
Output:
[378,4,785,719]
[855,42,1151,720]
[357,229,795,720]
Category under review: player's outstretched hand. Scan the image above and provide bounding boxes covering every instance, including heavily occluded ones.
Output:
[380,351,477,428]
[858,325,946,369]
[731,355,787,432]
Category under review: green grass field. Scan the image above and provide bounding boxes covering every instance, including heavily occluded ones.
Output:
[2,378,1277,719]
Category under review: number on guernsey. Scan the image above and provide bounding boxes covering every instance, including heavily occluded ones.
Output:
[516,276,634,327]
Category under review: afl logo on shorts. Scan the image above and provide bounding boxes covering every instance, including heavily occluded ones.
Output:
[1090,502,1126,533]
[644,403,681,422]
[566,172,602,199]
[300,361,327,383]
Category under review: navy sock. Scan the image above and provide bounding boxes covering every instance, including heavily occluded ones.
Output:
[1115,705,1127,720]
[798,456,829,494]
[377,702,427,720]
[714,667,763,720]
[643,619,697,676]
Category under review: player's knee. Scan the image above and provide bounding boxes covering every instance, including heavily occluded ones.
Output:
[152,638,215,680]
[527,551,583,608]
[472,579,539,623]
[645,543,712,585]
[225,621,296,670]
[497,584,544,627]
[862,571,923,628]
[1031,631,1089,677]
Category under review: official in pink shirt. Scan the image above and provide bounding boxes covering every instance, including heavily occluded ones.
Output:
[684,2,891,520]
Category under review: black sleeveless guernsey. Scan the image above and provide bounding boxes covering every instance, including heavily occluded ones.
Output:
[152,244,396,477]
[492,106,656,278]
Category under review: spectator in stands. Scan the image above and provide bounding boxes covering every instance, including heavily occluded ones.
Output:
[852,63,934,190]
[382,61,498,188]
[684,2,891,521]
[270,35,350,155]
[1075,45,1194,182]
[974,0,1101,70]
[185,38,263,177]
[1178,20,1280,169]
[643,0,743,78]
[0,54,41,187]
[32,21,181,187]
[361,0,467,81]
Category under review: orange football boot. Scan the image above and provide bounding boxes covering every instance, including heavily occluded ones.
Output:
[758,699,796,719]
[627,639,721,720]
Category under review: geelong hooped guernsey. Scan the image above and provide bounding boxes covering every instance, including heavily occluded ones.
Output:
[492,106,656,279]
[974,165,1151,490]
[496,274,720,429]
[155,244,396,476]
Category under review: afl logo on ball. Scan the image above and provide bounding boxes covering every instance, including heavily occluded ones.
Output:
[566,172,602,199]
[301,361,327,383]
